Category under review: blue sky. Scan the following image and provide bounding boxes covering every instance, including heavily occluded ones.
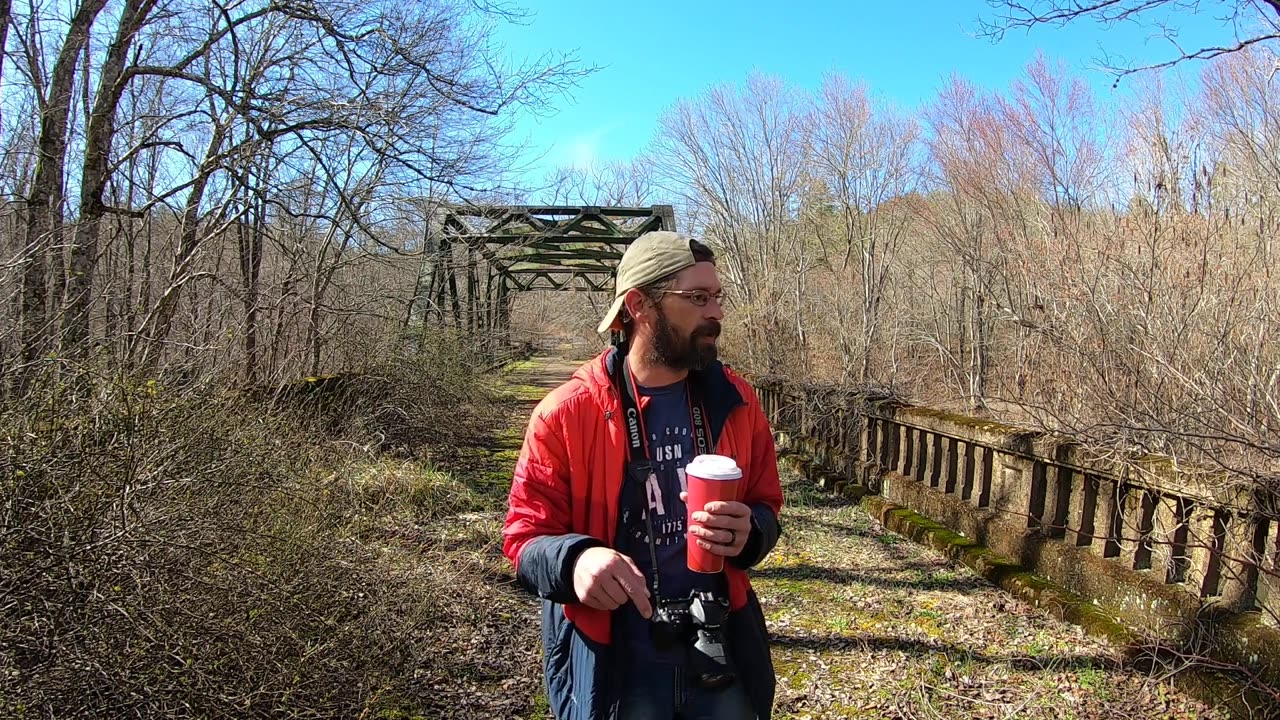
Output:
[495,0,1242,189]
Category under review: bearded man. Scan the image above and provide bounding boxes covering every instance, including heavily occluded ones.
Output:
[503,231,784,720]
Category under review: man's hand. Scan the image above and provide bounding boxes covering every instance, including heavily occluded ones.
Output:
[572,547,652,618]
[682,493,752,557]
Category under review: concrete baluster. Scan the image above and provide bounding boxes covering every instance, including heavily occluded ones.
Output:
[1120,488,1156,571]
[943,436,959,495]
[1183,504,1225,599]
[928,433,943,488]
[975,446,993,509]
[869,416,888,494]
[1150,494,1191,584]
[863,416,879,483]
[1098,478,1127,559]
[883,420,899,476]
[1068,474,1099,550]
[915,429,930,483]
[1028,460,1048,530]
[986,452,1032,520]
[1257,520,1279,623]
[1044,463,1073,539]
[1219,513,1269,611]
[898,423,910,476]
[960,441,975,501]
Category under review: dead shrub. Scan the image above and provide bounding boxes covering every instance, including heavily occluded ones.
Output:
[275,340,505,455]
[0,355,496,718]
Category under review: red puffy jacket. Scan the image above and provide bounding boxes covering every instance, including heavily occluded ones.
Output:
[502,348,784,646]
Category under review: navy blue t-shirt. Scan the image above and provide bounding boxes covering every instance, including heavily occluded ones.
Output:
[615,380,716,664]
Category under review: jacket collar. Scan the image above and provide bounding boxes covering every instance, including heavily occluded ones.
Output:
[594,345,745,449]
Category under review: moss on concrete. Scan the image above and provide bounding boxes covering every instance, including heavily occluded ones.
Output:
[864,496,1145,649]
[1203,608,1280,688]
[895,405,1034,437]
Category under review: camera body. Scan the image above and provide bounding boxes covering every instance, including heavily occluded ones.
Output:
[650,589,735,690]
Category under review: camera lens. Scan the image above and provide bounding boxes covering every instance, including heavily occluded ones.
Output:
[695,670,736,690]
[691,627,735,689]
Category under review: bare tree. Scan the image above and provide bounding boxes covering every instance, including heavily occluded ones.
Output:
[653,72,810,372]
[806,73,919,384]
[61,0,160,356]
[11,0,111,378]
[917,76,1021,412]
[541,157,657,207]
[979,0,1280,83]
[0,0,11,131]
[0,0,586,383]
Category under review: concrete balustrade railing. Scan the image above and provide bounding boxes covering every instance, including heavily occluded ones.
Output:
[753,378,1280,692]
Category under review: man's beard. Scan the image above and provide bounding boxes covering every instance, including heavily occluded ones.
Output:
[646,305,721,371]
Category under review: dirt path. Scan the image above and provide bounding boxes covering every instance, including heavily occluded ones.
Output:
[503,355,583,393]
[412,355,1225,719]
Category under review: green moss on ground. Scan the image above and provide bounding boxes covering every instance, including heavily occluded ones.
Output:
[501,359,539,374]
[501,384,548,403]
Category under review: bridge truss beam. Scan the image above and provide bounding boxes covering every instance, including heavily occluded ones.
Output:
[410,204,676,351]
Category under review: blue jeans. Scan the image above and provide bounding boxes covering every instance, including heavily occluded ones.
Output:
[615,661,755,720]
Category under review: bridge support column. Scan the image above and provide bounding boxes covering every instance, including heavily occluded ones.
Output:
[1151,494,1190,584]
[1182,503,1222,598]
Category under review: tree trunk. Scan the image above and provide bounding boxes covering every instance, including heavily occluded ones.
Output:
[305,223,342,377]
[18,0,109,377]
[132,123,227,369]
[267,275,296,378]
[969,276,988,413]
[793,265,808,374]
[402,221,433,345]
[445,237,462,330]
[63,0,156,356]
[0,0,11,131]
[466,244,478,346]
[239,185,265,385]
[861,241,877,385]
[956,276,968,394]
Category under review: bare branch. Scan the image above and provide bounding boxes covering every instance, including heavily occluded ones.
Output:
[979,0,1280,83]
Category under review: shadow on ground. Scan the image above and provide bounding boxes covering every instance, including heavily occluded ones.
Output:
[755,562,992,593]
[770,631,1118,672]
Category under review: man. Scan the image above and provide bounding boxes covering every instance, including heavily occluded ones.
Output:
[502,231,784,720]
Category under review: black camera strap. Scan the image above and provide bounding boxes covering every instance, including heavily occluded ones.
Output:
[612,353,709,603]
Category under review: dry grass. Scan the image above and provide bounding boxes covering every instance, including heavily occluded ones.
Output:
[0,349,527,719]
[756,469,1232,720]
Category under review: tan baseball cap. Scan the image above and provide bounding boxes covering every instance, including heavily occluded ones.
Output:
[597,231,701,334]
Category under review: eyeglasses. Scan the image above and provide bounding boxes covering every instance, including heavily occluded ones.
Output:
[660,289,727,307]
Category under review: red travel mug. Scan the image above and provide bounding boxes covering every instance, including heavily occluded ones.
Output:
[685,454,743,573]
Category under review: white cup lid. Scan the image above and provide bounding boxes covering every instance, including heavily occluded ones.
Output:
[686,454,742,481]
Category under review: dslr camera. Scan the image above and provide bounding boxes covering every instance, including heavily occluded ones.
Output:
[650,589,735,690]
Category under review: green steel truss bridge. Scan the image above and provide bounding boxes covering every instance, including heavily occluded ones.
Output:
[411,204,676,344]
